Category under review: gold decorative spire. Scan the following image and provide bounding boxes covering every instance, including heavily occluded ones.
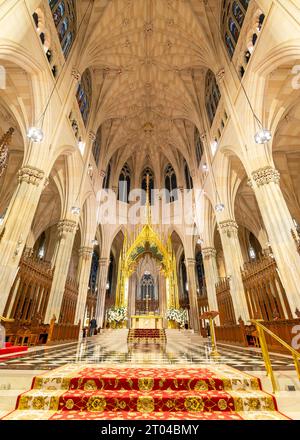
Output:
[145,173,151,224]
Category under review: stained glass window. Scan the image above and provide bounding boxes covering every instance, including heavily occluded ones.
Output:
[76,69,92,127]
[165,164,178,203]
[118,163,131,203]
[221,0,250,59]
[184,161,193,190]
[49,0,76,59]
[141,167,154,205]
[205,70,221,126]
[92,127,101,166]
[102,162,111,190]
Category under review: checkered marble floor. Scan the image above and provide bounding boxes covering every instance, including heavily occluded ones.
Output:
[0,329,295,371]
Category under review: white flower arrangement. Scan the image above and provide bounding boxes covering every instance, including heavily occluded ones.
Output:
[165,308,187,328]
[107,306,127,323]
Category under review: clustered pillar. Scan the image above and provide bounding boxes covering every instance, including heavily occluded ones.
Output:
[44,219,78,324]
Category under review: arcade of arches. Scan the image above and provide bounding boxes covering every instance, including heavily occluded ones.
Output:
[0,0,300,421]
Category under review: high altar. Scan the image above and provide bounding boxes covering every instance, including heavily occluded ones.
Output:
[131,315,163,329]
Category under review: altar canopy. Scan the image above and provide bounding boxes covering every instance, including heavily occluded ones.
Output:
[115,177,179,323]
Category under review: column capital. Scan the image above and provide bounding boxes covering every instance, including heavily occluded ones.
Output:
[202,247,217,259]
[58,219,77,239]
[251,166,280,187]
[200,132,207,142]
[18,166,45,186]
[78,246,93,259]
[216,68,225,84]
[99,257,110,267]
[89,131,96,142]
[218,220,238,236]
[71,67,81,82]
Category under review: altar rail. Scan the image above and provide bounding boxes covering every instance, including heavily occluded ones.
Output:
[216,278,236,326]
[4,249,54,322]
[241,256,292,320]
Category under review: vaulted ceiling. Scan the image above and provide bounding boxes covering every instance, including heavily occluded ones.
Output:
[79,0,220,170]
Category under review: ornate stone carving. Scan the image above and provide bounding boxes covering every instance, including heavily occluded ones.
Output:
[202,247,217,260]
[18,166,45,186]
[218,220,238,237]
[78,246,93,260]
[58,219,77,239]
[251,166,280,186]
[200,132,206,142]
[71,68,81,82]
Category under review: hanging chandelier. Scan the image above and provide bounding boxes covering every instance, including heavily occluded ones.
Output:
[0,127,14,178]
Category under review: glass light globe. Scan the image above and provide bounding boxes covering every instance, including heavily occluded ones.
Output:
[27,127,44,143]
[71,206,81,215]
[197,238,203,245]
[254,129,272,144]
[202,163,208,171]
[91,239,98,246]
[215,203,225,212]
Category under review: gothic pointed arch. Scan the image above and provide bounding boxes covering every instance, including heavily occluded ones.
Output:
[118,163,131,203]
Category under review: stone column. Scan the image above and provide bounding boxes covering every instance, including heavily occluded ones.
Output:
[202,247,220,325]
[0,165,46,315]
[74,246,93,325]
[44,219,78,323]
[250,166,300,316]
[95,257,110,329]
[218,220,249,322]
[185,258,200,332]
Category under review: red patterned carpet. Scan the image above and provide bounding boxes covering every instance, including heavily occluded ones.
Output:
[1,364,289,420]
[0,342,28,358]
[127,329,166,344]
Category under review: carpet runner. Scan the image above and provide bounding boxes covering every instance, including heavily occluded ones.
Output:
[1,364,289,420]
[127,329,166,344]
[0,342,28,358]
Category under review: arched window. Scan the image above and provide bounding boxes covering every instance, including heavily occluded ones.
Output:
[49,0,77,59]
[205,70,221,126]
[118,163,131,203]
[194,128,204,166]
[89,251,99,292]
[180,255,189,305]
[221,0,250,59]
[102,162,111,190]
[92,127,101,166]
[165,164,178,203]
[141,167,154,205]
[76,69,92,127]
[184,161,193,190]
[196,251,205,295]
